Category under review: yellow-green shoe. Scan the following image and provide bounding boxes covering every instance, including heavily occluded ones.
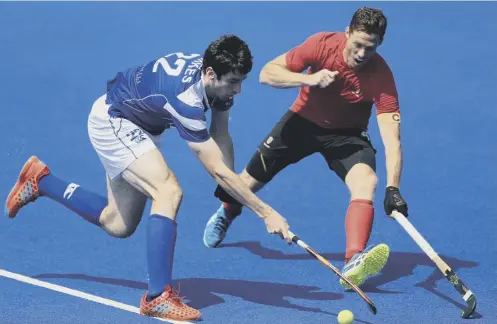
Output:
[340,243,390,290]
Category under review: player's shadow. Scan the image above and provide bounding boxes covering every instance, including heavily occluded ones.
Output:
[32,273,371,323]
[219,241,482,319]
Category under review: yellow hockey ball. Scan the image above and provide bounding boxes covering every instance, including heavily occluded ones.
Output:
[337,310,354,324]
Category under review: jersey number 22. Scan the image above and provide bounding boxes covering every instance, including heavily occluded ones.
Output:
[152,52,200,76]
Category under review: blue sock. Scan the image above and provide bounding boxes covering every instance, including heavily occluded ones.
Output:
[146,215,177,301]
[38,174,107,225]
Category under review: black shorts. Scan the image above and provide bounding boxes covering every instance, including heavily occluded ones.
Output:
[248,110,376,182]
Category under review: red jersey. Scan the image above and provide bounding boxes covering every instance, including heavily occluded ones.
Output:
[285,32,400,130]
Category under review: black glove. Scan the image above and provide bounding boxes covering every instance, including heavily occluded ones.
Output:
[384,186,408,217]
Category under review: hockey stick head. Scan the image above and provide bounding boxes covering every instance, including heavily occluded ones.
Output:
[367,303,377,315]
[461,293,476,319]
[445,269,477,318]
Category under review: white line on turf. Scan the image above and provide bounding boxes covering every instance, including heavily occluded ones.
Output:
[0,268,192,324]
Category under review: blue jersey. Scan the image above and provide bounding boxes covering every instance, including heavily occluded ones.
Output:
[105,52,233,142]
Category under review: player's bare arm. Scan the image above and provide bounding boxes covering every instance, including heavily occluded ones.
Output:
[187,138,291,241]
[377,112,402,188]
[210,108,235,170]
[259,54,339,89]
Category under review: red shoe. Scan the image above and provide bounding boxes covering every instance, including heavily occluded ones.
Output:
[140,285,201,321]
[4,156,50,218]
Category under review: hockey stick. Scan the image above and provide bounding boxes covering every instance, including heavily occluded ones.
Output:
[289,230,377,315]
[391,210,476,318]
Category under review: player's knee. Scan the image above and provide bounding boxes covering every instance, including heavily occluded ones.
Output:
[122,166,183,205]
[111,223,139,238]
[354,173,377,191]
[239,169,261,187]
[363,172,378,189]
[214,152,274,204]
[346,164,377,197]
[153,174,183,206]
[246,151,276,184]
[99,208,140,238]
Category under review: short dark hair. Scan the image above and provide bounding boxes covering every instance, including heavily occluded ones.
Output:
[349,7,388,42]
[202,34,253,79]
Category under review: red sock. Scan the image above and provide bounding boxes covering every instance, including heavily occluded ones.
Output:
[223,202,242,218]
[344,199,374,263]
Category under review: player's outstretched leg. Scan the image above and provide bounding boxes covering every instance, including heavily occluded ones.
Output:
[339,163,389,289]
[122,149,200,321]
[5,155,106,225]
